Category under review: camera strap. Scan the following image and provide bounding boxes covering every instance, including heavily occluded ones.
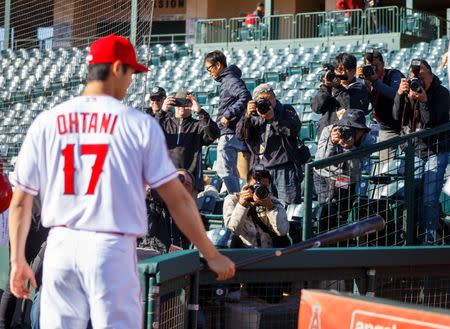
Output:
[257,123,272,158]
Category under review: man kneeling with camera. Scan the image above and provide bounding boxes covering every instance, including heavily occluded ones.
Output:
[314,109,375,232]
[223,166,290,248]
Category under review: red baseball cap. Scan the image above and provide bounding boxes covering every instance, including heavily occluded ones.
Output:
[87,34,148,73]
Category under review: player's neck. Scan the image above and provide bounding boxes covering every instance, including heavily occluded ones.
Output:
[83,81,122,100]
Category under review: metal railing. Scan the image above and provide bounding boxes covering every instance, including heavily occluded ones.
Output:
[138,247,450,328]
[195,6,444,44]
[302,122,450,246]
[195,19,227,44]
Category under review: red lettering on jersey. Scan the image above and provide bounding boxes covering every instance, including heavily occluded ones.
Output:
[68,112,79,133]
[80,112,89,133]
[109,115,118,134]
[100,114,112,133]
[57,115,67,135]
[88,113,98,133]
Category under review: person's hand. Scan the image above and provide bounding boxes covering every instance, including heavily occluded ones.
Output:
[331,126,341,145]
[162,96,175,112]
[410,89,428,103]
[238,184,253,208]
[398,78,410,95]
[246,100,257,118]
[254,194,274,209]
[367,72,379,83]
[187,95,201,113]
[10,259,37,298]
[356,65,364,78]
[220,116,230,127]
[206,252,236,281]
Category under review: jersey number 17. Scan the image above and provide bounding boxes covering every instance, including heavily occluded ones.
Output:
[62,144,109,195]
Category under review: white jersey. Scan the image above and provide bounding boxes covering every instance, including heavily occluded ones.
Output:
[13,95,177,236]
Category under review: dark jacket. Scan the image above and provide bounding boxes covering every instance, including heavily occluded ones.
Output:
[312,78,371,139]
[393,75,450,158]
[155,109,220,190]
[371,68,402,132]
[236,101,301,169]
[215,65,252,135]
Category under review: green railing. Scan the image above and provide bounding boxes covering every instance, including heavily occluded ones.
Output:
[302,122,450,246]
[138,247,450,328]
[195,6,443,44]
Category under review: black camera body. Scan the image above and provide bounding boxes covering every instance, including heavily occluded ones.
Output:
[320,63,347,83]
[362,64,376,77]
[337,126,355,145]
[248,182,270,200]
[255,99,271,114]
[173,98,192,107]
[407,59,423,93]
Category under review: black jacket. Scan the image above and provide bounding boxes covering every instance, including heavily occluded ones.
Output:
[236,101,301,169]
[155,109,220,190]
[312,78,371,139]
[215,65,252,135]
[393,75,450,158]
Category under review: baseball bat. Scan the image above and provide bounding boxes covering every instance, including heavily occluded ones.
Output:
[234,215,385,269]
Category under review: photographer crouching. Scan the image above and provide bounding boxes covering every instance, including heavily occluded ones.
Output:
[223,166,289,248]
[236,84,302,205]
[393,59,450,245]
[314,109,376,232]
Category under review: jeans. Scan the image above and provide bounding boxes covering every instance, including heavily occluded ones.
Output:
[418,152,449,244]
[267,162,302,205]
[215,134,246,193]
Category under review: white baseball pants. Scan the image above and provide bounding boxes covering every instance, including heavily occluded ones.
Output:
[40,227,141,329]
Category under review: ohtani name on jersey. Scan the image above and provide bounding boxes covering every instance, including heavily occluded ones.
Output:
[57,112,118,135]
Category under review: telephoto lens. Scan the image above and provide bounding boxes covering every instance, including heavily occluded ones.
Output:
[256,99,271,114]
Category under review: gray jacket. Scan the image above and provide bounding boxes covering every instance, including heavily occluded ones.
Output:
[314,125,376,183]
[223,193,289,248]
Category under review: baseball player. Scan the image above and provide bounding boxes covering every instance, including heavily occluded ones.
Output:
[8,34,235,329]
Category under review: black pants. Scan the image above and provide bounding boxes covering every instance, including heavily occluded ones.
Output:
[0,226,48,329]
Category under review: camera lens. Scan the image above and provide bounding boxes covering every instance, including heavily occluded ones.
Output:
[256,99,271,114]
[408,77,423,92]
[254,184,270,200]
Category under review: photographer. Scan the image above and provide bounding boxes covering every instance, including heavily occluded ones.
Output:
[146,86,167,116]
[312,53,371,139]
[314,109,375,231]
[357,49,402,161]
[223,167,289,248]
[393,59,450,245]
[236,84,302,204]
[155,90,220,193]
[139,169,195,253]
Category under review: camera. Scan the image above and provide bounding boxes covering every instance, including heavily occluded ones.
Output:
[337,126,355,145]
[248,183,270,200]
[362,64,376,77]
[255,98,271,114]
[407,59,423,93]
[173,98,192,107]
[319,63,347,83]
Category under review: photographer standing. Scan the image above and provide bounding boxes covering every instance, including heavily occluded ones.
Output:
[204,51,251,193]
[358,49,402,161]
[223,167,289,248]
[312,53,371,139]
[314,109,375,232]
[393,59,450,245]
[236,84,302,204]
[155,91,220,193]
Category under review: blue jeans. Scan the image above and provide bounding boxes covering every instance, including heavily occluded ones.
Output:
[215,134,246,193]
[417,153,449,244]
[268,162,302,204]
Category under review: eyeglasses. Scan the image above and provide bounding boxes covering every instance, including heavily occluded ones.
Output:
[206,64,215,72]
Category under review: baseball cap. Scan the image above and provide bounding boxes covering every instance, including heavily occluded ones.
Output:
[87,34,148,73]
[253,83,275,99]
[150,86,167,99]
[337,109,370,131]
